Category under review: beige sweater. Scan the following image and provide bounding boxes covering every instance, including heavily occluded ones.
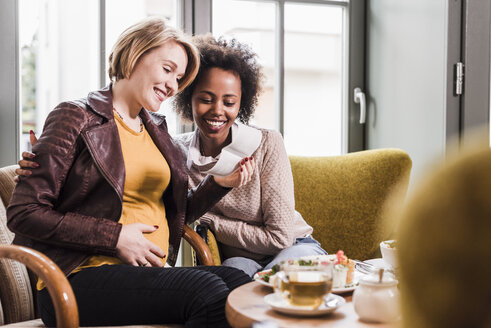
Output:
[174,128,312,261]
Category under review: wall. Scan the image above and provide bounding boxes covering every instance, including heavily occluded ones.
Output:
[366,0,448,186]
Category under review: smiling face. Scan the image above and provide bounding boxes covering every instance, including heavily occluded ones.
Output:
[191,67,242,151]
[129,40,188,112]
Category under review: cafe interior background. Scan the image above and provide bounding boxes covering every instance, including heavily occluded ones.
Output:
[0,0,490,267]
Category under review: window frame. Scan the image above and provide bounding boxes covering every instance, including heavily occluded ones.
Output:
[0,0,20,167]
[187,0,366,153]
[0,0,367,168]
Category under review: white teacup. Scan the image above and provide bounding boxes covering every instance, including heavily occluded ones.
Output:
[380,240,397,268]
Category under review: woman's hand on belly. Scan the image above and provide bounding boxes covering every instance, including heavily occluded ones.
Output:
[116,223,166,267]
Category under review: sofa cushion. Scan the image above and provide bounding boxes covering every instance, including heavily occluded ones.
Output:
[289,149,411,260]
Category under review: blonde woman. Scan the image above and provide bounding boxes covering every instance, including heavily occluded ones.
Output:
[8,18,253,327]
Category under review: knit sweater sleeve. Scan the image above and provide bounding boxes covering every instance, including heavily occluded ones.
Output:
[199,130,297,255]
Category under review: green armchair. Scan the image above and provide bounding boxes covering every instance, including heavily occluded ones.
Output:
[196,148,412,264]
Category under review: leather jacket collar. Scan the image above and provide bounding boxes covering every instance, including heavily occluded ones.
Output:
[87,84,167,126]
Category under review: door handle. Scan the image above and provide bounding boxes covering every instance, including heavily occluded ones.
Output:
[353,87,366,124]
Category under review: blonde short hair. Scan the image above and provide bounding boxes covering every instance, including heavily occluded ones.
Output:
[108,17,199,92]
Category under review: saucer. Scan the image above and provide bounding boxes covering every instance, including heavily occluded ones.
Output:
[263,293,345,316]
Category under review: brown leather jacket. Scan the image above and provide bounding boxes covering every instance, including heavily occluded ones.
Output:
[7,85,229,275]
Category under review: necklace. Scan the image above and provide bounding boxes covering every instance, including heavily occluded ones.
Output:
[113,107,143,133]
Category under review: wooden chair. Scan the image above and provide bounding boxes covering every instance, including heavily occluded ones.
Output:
[0,165,213,328]
[196,148,412,264]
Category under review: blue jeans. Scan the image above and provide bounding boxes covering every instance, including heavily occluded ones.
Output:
[222,236,328,277]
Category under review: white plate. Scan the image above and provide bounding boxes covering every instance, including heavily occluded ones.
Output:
[254,274,276,287]
[253,270,361,294]
[264,293,346,316]
[332,277,360,293]
[253,270,277,287]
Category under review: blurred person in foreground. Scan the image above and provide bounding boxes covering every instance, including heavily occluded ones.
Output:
[396,139,491,328]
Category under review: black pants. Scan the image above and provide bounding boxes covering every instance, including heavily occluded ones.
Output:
[38,264,251,327]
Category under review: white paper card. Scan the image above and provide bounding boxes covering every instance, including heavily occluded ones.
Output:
[187,122,262,177]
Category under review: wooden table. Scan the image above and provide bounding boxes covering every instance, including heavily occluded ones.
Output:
[226,281,399,328]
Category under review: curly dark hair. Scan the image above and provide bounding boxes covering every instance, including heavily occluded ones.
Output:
[173,34,263,124]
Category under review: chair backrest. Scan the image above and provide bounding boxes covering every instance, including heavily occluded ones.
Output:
[0,165,36,324]
[397,147,491,328]
[289,148,412,260]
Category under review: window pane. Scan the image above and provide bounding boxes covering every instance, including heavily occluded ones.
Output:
[19,0,100,154]
[284,3,344,156]
[106,0,179,135]
[212,0,276,130]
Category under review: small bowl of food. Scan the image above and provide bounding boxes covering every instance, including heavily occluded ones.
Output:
[380,240,398,268]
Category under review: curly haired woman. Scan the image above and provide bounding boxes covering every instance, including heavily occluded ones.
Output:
[173,35,327,277]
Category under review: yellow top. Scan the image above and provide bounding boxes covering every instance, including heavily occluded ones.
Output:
[37,113,171,290]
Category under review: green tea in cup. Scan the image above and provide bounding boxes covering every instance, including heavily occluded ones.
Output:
[274,259,333,307]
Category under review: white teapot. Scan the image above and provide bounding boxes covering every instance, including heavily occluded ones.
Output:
[353,268,400,323]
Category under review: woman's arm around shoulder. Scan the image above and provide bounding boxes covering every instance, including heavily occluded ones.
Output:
[7,102,121,254]
[7,102,87,233]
